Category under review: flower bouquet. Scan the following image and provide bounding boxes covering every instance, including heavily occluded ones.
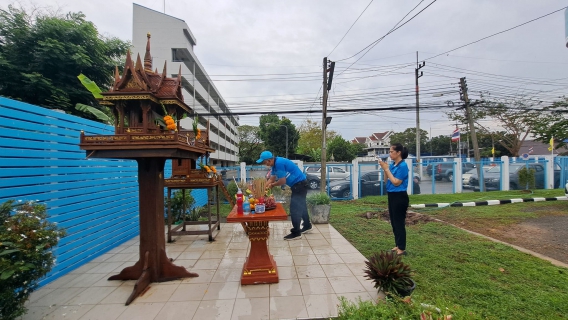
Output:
[192,115,201,142]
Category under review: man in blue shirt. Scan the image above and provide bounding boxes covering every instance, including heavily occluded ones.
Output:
[257,151,312,240]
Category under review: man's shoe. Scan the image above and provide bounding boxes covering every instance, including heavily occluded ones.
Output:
[301,225,313,234]
[284,233,302,241]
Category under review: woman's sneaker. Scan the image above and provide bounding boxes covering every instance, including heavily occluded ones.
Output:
[284,233,302,240]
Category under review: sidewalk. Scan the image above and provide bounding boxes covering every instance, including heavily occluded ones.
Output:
[22,222,381,320]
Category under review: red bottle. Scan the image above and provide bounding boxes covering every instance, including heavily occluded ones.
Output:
[236,189,243,214]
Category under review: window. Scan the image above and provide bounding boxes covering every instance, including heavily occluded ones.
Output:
[172,49,184,62]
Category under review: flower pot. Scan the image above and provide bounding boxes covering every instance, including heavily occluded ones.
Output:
[395,278,416,297]
[309,204,331,224]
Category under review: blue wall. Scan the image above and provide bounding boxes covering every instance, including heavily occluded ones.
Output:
[0,97,207,286]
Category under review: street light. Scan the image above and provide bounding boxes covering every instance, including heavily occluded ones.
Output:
[265,123,288,158]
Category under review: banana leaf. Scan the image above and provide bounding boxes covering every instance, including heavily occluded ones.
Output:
[77,73,103,99]
[75,103,111,124]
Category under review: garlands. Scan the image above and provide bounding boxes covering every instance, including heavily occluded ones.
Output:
[161,103,176,131]
[192,114,201,140]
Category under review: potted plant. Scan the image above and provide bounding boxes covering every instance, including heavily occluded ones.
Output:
[306,192,331,224]
[364,250,416,297]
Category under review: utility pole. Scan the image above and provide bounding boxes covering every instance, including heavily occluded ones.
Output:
[460,77,483,191]
[321,57,328,193]
[415,52,425,176]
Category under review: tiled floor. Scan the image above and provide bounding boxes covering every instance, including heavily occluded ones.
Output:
[23,222,382,320]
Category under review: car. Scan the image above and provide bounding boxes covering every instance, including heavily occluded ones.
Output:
[327,171,420,198]
[305,173,322,190]
[426,162,476,182]
[469,163,561,191]
[462,165,493,189]
[304,166,350,181]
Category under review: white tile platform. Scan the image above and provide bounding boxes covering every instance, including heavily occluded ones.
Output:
[22,222,382,320]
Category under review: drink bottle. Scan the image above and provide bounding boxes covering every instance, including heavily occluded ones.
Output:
[236,189,243,214]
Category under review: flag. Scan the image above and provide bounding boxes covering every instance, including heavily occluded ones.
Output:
[491,146,495,156]
[451,127,460,142]
[548,136,554,151]
[528,146,534,154]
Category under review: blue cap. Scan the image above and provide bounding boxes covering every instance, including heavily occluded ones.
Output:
[256,151,274,163]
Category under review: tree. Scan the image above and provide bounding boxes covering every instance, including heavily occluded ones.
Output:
[297,119,337,155]
[0,5,130,119]
[237,125,263,164]
[446,94,541,157]
[258,114,299,157]
[425,135,451,156]
[530,97,568,151]
[350,143,366,157]
[389,128,428,156]
[328,136,358,162]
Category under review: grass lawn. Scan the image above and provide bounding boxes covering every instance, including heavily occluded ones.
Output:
[331,189,568,319]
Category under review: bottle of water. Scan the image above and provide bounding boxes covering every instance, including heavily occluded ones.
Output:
[243,201,250,215]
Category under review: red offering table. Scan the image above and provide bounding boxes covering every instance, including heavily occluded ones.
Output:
[226,203,288,285]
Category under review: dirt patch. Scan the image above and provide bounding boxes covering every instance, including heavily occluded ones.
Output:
[480,216,568,264]
[361,210,436,225]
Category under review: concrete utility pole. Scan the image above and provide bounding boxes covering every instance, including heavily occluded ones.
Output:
[321,57,328,193]
[460,77,484,191]
[415,52,425,176]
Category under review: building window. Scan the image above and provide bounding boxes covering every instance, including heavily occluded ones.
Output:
[172,49,184,62]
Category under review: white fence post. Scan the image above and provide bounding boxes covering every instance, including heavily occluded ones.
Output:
[543,155,554,189]
[240,162,246,183]
[405,159,412,195]
[454,157,462,193]
[501,156,509,190]
[352,159,359,199]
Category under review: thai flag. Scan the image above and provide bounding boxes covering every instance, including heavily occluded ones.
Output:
[451,128,460,142]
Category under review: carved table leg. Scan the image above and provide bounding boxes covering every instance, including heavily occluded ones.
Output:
[240,221,279,285]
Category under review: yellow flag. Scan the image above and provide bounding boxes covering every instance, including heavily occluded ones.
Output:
[491,147,495,155]
[548,136,554,151]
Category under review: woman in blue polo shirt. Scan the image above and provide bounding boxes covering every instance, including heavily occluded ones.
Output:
[379,143,409,256]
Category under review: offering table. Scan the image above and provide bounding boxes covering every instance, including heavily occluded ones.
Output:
[226,203,288,285]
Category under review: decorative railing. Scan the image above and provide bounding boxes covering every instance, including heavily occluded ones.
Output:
[80,129,211,150]
[165,169,221,186]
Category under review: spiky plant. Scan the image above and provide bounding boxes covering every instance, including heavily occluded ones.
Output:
[364,250,414,296]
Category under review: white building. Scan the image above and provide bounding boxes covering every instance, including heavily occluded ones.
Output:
[132,4,239,166]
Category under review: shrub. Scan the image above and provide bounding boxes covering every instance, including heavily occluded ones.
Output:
[306,192,331,206]
[186,206,203,221]
[165,190,195,223]
[226,181,238,201]
[0,200,65,320]
[518,167,536,190]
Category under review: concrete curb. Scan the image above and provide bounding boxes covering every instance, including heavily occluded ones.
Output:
[411,196,568,208]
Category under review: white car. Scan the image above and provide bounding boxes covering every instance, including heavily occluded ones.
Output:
[305,166,350,181]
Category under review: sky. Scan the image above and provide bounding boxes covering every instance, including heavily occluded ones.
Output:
[4,0,568,141]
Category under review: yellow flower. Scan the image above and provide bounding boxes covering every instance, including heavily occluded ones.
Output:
[210,166,217,173]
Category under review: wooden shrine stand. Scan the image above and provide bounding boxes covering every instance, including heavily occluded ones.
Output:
[79,34,218,305]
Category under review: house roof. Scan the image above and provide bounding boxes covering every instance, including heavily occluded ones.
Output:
[519,140,568,156]
[372,132,388,140]
[351,137,367,144]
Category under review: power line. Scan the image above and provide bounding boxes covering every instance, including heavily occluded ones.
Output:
[424,6,568,61]
[327,0,375,57]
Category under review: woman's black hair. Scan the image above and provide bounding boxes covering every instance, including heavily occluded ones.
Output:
[391,143,408,159]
